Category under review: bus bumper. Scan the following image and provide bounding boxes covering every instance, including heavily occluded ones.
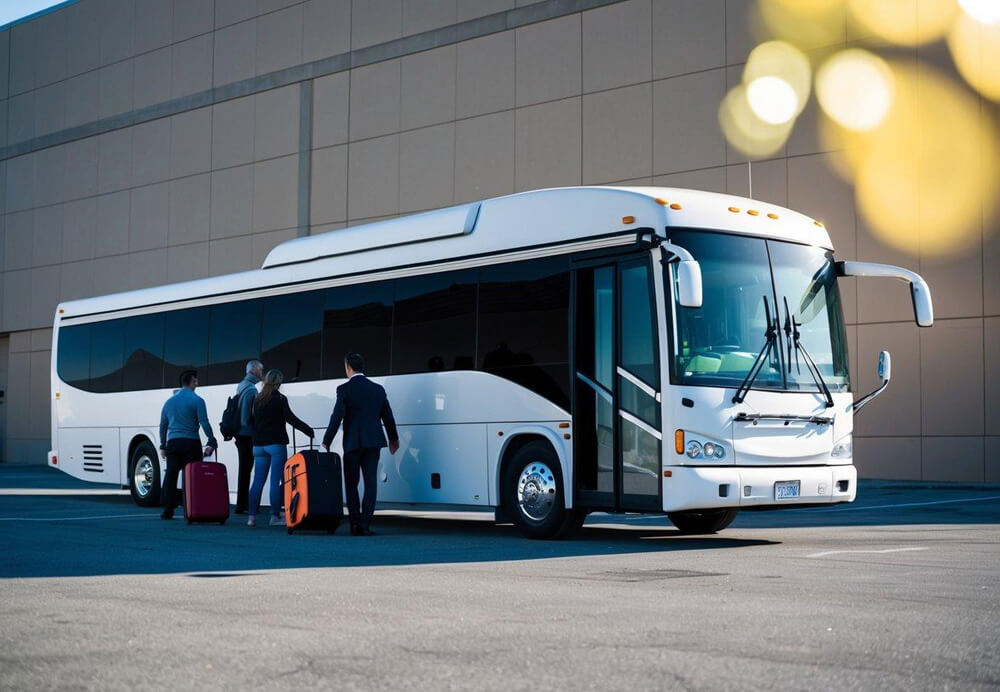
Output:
[663,464,857,513]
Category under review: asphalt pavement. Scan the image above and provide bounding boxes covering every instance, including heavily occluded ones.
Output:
[1,464,998,691]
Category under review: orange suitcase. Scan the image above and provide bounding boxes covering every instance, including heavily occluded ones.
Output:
[283,448,343,535]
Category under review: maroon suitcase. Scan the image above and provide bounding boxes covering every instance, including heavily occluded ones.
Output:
[183,455,230,525]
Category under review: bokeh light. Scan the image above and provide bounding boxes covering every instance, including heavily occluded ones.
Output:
[948,11,1000,100]
[743,41,811,122]
[719,84,795,157]
[816,49,895,131]
[825,62,1000,255]
[847,0,957,45]
[958,0,1000,24]
[747,77,799,124]
[756,0,847,50]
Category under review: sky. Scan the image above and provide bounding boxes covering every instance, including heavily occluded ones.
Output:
[0,0,68,29]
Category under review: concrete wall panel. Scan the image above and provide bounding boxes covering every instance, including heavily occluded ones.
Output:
[348,134,400,220]
[399,123,454,212]
[303,0,351,64]
[350,60,402,141]
[401,45,456,130]
[456,31,514,119]
[313,73,350,149]
[454,110,514,204]
[582,0,651,93]
[515,14,581,107]
[310,145,349,225]
[515,97,581,192]
[582,83,652,185]
[921,318,985,437]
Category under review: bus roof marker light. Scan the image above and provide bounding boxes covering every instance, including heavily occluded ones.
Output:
[814,220,824,227]
[669,203,682,210]
[748,209,760,216]
[768,212,779,219]
[674,430,684,455]
[654,197,668,206]
[622,215,635,224]
[728,206,740,213]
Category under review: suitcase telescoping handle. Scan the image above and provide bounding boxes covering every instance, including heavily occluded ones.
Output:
[290,427,315,454]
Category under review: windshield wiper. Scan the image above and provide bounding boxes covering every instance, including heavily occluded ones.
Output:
[782,296,834,408]
[732,296,778,405]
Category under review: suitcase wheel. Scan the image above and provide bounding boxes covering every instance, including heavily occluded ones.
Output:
[219,519,227,525]
[287,527,294,535]
[186,517,193,525]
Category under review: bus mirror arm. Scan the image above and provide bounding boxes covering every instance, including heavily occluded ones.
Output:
[853,350,891,414]
[837,261,934,327]
[660,243,702,308]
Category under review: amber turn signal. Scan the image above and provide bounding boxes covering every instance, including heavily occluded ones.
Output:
[674,429,684,455]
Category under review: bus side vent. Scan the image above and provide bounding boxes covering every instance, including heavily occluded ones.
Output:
[82,445,104,473]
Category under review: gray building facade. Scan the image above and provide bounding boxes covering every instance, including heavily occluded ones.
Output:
[0,0,997,481]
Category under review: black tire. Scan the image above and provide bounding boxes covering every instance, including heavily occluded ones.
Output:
[667,509,739,534]
[502,441,580,540]
[128,440,161,507]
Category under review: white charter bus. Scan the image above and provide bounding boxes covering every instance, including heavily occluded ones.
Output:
[48,187,933,538]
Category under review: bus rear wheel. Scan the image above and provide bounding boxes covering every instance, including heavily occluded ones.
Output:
[667,509,738,534]
[502,441,581,540]
[129,441,161,507]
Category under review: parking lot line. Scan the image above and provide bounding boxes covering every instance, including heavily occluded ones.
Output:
[0,513,155,522]
[807,547,929,558]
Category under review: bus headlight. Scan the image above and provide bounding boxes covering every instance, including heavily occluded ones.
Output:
[831,433,853,458]
[684,438,726,460]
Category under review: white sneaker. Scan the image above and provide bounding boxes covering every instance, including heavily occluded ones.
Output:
[247,516,256,527]
[270,515,284,527]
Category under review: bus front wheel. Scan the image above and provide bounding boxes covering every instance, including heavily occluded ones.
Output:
[502,441,581,540]
[129,441,161,507]
[667,509,738,534]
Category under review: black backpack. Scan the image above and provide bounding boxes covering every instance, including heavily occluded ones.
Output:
[219,393,242,441]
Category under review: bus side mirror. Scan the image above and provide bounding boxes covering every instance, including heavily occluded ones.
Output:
[837,260,933,327]
[877,350,891,383]
[854,349,891,413]
[676,260,703,308]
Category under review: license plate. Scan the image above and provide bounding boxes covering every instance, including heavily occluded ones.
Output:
[775,480,800,499]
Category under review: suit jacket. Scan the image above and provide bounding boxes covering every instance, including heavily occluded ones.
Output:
[322,375,399,453]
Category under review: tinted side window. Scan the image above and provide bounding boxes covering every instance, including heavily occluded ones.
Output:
[123,313,165,391]
[322,282,393,378]
[478,258,570,409]
[262,291,322,382]
[89,320,126,393]
[57,324,91,389]
[479,257,569,368]
[163,307,209,387]
[393,270,477,374]
[206,300,262,385]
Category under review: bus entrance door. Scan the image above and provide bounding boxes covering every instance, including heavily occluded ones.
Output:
[573,258,661,513]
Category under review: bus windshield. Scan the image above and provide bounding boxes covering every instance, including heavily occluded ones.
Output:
[668,229,850,393]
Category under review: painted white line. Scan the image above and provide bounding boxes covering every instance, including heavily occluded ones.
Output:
[802,495,1000,513]
[807,547,928,558]
[617,494,1000,521]
[0,488,130,496]
[0,513,156,522]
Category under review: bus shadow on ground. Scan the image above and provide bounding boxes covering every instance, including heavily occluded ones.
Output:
[0,494,777,579]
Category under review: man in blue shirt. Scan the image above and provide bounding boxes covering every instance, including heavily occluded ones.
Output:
[159,370,218,520]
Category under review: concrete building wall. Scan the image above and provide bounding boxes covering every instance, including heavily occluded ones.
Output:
[0,0,997,480]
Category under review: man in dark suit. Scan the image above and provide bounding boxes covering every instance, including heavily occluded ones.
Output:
[321,352,400,536]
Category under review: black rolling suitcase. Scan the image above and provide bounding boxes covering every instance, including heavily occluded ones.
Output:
[283,438,344,535]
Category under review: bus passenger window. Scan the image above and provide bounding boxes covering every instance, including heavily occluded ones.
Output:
[392,270,477,375]
[123,313,165,391]
[163,307,209,388]
[262,291,322,382]
[323,282,393,378]
[206,300,262,385]
[89,320,126,393]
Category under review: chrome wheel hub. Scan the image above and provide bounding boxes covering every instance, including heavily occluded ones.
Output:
[517,462,557,522]
[134,456,155,497]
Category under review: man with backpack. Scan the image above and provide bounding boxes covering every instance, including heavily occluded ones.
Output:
[221,360,263,514]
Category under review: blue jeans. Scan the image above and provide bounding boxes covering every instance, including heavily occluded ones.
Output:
[249,444,287,517]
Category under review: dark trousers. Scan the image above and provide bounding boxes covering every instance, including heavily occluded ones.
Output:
[234,435,254,512]
[343,448,380,529]
[160,438,203,511]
